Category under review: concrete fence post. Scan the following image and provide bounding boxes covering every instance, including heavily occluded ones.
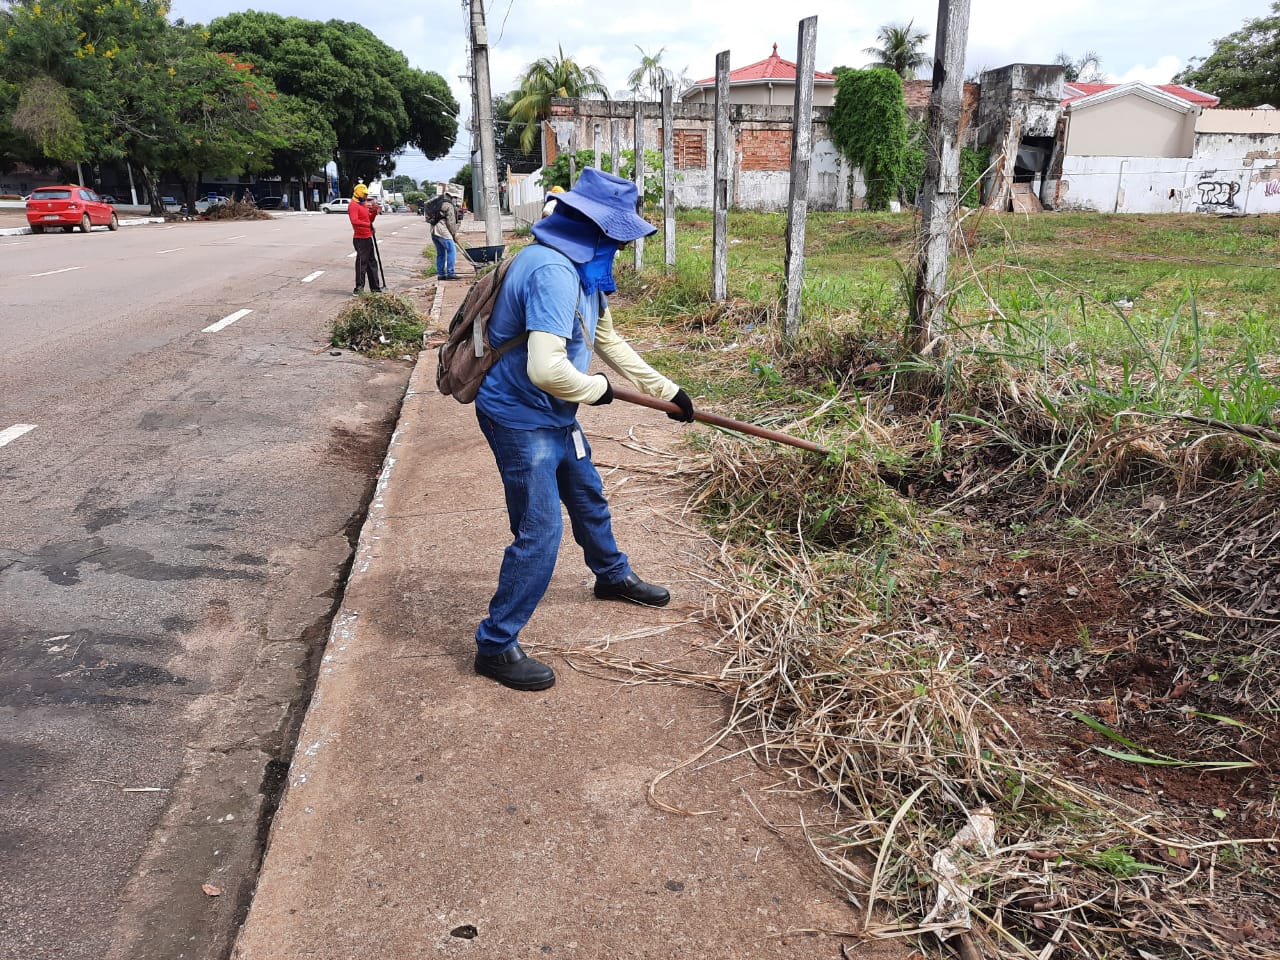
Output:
[662,84,676,274]
[712,50,730,302]
[783,16,817,342]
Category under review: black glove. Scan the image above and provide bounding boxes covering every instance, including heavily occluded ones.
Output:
[667,387,695,422]
[589,375,614,406]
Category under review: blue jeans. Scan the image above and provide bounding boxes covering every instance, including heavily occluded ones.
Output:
[432,234,456,277]
[475,414,631,655]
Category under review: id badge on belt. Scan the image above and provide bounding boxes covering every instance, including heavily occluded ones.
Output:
[572,428,587,460]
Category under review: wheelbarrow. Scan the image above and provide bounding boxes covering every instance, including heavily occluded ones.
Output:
[462,244,506,277]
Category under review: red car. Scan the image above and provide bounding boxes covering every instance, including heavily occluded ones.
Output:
[25,185,119,234]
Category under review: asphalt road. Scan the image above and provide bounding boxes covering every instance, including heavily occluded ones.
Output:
[0,212,429,960]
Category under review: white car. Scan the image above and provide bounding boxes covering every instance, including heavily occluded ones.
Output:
[194,195,230,213]
[322,198,351,214]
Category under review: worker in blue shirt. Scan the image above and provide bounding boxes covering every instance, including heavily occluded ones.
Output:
[472,168,695,691]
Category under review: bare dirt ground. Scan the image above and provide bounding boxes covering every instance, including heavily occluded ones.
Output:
[910,483,1280,950]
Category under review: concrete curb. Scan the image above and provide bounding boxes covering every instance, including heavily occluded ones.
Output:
[0,216,165,236]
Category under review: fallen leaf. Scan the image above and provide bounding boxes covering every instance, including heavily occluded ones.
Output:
[202,883,222,897]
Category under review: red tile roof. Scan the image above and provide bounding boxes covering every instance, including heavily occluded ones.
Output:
[1062,82,1220,107]
[693,44,836,87]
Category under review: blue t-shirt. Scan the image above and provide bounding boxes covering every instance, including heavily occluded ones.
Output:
[475,244,600,429]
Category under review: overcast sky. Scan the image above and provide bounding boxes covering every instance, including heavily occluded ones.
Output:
[166,0,1268,184]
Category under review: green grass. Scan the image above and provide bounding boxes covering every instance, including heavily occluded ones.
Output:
[616,208,1280,435]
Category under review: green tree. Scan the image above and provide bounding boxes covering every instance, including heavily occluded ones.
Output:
[167,49,293,212]
[863,21,929,80]
[1054,50,1104,83]
[383,174,417,194]
[204,12,458,194]
[267,94,337,211]
[627,45,673,100]
[509,46,609,154]
[1175,3,1280,106]
[10,74,86,165]
[830,68,907,211]
[0,0,286,211]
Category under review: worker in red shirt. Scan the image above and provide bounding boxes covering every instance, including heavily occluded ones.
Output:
[348,183,382,295]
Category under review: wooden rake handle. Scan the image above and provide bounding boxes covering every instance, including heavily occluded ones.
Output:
[610,384,829,455]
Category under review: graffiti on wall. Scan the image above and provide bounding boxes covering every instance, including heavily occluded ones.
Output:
[1265,180,1280,197]
[1197,179,1241,207]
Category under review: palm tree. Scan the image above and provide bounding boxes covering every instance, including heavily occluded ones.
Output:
[509,46,610,154]
[627,45,673,101]
[1054,51,1104,83]
[864,21,930,80]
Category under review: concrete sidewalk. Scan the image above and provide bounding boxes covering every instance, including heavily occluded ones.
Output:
[231,257,901,959]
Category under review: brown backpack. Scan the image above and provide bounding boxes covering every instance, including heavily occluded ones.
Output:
[435,255,526,403]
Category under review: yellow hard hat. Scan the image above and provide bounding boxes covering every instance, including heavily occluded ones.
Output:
[549,185,565,194]
[353,183,368,199]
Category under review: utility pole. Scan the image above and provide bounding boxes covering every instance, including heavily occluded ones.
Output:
[468,0,503,246]
[610,119,622,175]
[783,16,817,342]
[909,0,971,356]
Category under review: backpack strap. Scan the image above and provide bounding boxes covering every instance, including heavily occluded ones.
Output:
[469,255,519,358]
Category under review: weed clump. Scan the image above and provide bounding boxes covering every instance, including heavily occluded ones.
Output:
[330,294,425,358]
[202,199,271,221]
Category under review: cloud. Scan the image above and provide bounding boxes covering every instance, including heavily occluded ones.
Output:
[1116,55,1186,85]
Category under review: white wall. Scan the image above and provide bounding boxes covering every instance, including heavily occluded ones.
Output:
[1051,155,1280,213]
[1066,97,1196,158]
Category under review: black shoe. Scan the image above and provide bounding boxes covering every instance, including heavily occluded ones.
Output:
[593,572,670,607]
[352,286,363,295]
[370,287,383,294]
[474,644,555,691]
[444,274,461,280]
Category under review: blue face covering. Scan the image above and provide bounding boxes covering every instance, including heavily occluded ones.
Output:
[575,240,619,296]
[531,206,621,295]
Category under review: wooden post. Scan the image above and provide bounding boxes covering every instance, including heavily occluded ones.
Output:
[468,0,502,246]
[909,0,971,356]
[783,16,817,343]
[568,129,577,185]
[633,98,644,272]
[593,122,601,169]
[712,50,730,302]
[662,84,676,274]
[611,118,622,175]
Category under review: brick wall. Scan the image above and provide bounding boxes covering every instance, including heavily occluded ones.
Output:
[903,80,982,144]
[672,129,706,169]
[740,128,792,171]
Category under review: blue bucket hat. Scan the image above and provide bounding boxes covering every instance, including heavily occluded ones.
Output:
[554,168,656,243]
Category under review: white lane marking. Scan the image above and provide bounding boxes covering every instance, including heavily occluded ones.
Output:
[301,270,324,283]
[0,424,37,447]
[223,234,245,241]
[3,240,30,246]
[203,308,252,333]
[156,247,183,254]
[30,266,82,278]
[347,252,357,258]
